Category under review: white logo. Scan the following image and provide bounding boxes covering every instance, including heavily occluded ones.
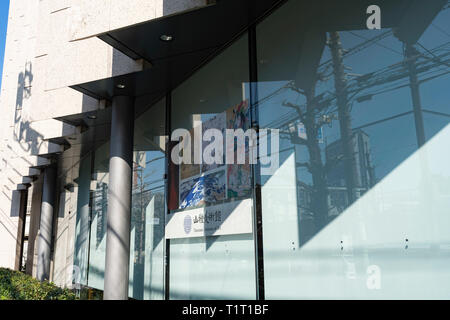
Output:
[366,5,381,30]
[171,127,280,176]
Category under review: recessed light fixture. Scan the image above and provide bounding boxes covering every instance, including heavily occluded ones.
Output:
[160,34,173,42]
[116,84,126,89]
[87,115,97,120]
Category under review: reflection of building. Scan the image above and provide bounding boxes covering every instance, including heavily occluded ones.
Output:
[296,130,376,220]
[325,130,375,190]
[92,183,108,247]
[325,130,376,214]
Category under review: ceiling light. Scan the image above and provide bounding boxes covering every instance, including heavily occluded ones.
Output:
[87,115,97,120]
[116,84,126,89]
[160,34,173,42]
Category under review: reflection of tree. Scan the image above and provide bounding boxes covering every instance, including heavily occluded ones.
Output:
[282,83,333,232]
[263,22,450,238]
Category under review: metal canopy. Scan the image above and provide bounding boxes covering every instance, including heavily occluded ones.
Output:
[69,0,432,103]
[70,0,286,101]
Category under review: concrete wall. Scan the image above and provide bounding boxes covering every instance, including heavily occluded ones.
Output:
[70,0,209,40]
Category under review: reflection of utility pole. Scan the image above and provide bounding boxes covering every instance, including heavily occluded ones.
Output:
[284,83,331,234]
[304,89,329,231]
[405,43,426,147]
[329,31,358,204]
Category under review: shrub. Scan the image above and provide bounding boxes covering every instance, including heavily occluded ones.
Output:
[0,268,77,300]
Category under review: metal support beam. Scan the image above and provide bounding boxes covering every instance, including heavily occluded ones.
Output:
[104,95,135,300]
[36,166,57,282]
[248,25,265,301]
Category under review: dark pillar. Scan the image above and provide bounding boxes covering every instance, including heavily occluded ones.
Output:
[14,189,28,271]
[104,95,135,300]
[406,43,426,148]
[36,166,57,282]
[329,31,358,204]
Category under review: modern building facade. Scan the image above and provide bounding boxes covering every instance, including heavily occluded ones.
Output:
[1,0,450,300]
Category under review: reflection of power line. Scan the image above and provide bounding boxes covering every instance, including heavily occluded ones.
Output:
[348,31,402,56]
[319,30,394,71]
[256,34,450,148]
[261,43,450,133]
[352,111,413,131]
[422,109,450,118]
[417,41,450,68]
[432,23,450,38]
[349,46,450,95]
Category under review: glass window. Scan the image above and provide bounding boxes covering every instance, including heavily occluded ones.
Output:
[81,98,167,299]
[256,0,450,299]
[169,34,257,299]
[73,152,92,288]
[87,142,110,291]
[131,98,166,299]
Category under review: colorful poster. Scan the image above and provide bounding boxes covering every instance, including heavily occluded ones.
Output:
[179,170,226,209]
[202,112,226,173]
[203,170,226,203]
[226,100,250,131]
[225,100,251,164]
[180,127,200,180]
[179,178,202,209]
[226,100,252,198]
[176,100,252,212]
[227,164,252,198]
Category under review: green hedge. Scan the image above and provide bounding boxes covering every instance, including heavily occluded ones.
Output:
[0,268,77,300]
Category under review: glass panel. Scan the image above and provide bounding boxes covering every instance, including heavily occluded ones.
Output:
[84,98,167,299]
[130,98,166,299]
[73,152,92,287]
[87,142,110,291]
[257,0,450,299]
[169,34,256,299]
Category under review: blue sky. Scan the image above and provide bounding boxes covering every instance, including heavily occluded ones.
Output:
[0,0,10,90]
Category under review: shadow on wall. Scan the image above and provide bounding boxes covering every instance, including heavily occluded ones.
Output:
[13,61,45,154]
